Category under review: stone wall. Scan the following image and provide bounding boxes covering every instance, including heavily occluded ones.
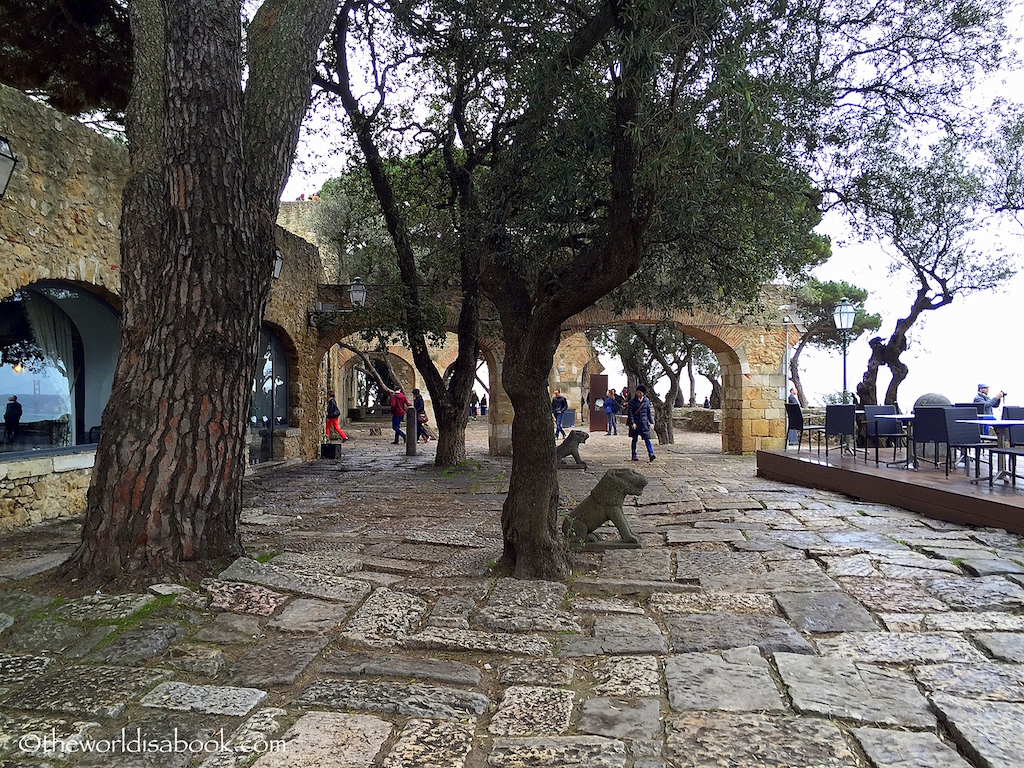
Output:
[0,452,94,530]
[0,85,124,302]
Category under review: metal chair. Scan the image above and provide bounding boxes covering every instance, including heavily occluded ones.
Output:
[824,404,856,458]
[863,404,904,464]
[1003,405,1024,446]
[786,402,824,453]
[912,407,946,469]
[944,407,990,478]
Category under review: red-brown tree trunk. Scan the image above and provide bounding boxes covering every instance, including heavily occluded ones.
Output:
[498,331,569,580]
[62,0,336,581]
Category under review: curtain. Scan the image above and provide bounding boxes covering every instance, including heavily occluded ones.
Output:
[23,291,77,445]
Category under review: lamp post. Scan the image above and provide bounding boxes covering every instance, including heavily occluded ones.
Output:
[832,297,855,404]
[779,304,792,399]
[0,136,18,198]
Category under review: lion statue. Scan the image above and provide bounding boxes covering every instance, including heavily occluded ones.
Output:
[556,430,589,469]
[562,468,648,545]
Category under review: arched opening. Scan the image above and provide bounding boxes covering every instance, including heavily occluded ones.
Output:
[248,325,292,464]
[0,282,120,454]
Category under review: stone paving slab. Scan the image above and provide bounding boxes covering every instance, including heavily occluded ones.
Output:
[774,653,934,727]
[821,554,878,577]
[268,597,352,634]
[487,578,566,610]
[475,606,582,633]
[323,652,482,687]
[851,727,974,768]
[202,580,290,615]
[5,619,84,654]
[251,711,391,768]
[403,627,551,656]
[4,665,172,718]
[578,698,661,740]
[0,591,54,616]
[0,553,69,581]
[922,575,1024,611]
[913,662,1024,701]
[666,612,814,655]
[63,625,116,659]
[381,718,475,768]
[75,710,220,768]
[571,577,700,596]
[194,613,262,644]
[490,659,572,691]
[199,707,288,768]
[598,550,672,581]
[648,591,776,615]
[218,558,371,604]
[673,552,766,581]
[589,656,660,697]
[488,686,575,736]
[487,736,628,768]
[837,578,949,613]
[0,653,51,685]
[817,632,988,664]
[88,622,184,665]
[775,590,876,633]
[665,647,785,712]
[571,597,644,614]
[0,712,101,760]
[665,712,858,767]
[140,682,268,716]
[230,636,328,688]
[298,679,489,718]
[931,693,1024,768]
[700,568,840,594]
[166,644,227,677]
[975,632,1024,662]
[664,528,745,544]
[52,593,155,622]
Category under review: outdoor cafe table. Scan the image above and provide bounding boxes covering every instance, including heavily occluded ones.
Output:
[956,419,1024,484]
[875,413,916,468]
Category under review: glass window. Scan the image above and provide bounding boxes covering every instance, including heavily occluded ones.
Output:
[0,284,120,455]
[249,327,289,464]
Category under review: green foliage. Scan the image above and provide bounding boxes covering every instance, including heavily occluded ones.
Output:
[790,279,882,354]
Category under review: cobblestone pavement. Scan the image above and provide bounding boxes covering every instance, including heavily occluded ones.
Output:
[2,422,1024,767]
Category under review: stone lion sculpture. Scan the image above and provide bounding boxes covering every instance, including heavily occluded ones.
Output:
[562,468,648,546]
[556,430,589,469]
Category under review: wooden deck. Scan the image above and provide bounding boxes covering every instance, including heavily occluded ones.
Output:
[756,447,1024,534]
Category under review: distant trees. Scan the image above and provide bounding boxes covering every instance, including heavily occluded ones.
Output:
[846,132,1015,406]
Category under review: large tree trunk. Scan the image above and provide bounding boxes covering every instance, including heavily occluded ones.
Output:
[62,0,335,582]
[855,337,887,406]
[499,332,569,580]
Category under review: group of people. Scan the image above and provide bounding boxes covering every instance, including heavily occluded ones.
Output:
[469,391,488,419]
[552,385,656,463]
[325,386,440,447]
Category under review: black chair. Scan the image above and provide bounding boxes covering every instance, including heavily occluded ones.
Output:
[912,407,947,469]
[944,406,990,478]
[786,402,824,453]
[1003,405,1024,446]
[864,404,905,464]
[824,404,856,458]
[953,402,986,415]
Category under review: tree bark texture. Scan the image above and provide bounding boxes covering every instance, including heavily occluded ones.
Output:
[498,328,569,580]
[65,0,335,580]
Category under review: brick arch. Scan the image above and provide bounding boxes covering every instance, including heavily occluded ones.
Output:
[557,305,788,454]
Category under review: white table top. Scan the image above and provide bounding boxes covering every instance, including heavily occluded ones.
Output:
[955,419,1024,427]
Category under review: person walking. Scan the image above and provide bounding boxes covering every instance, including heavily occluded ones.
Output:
[325,391,349,442]
[604,388,618,435]
[479,393,488,417]
[626,385,656,462]
[470,391,479,420]
[390,388,411,444]
[551,389,568,439]
[413,388,432,442]
[4,395,22,444]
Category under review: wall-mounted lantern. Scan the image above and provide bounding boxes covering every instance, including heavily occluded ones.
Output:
[272,248,284,280]
[349,277,367,307]
[0,136,17,198]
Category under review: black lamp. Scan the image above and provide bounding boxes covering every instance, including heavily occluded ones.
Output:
[0,136,17,198]
[832,297,855,404]
[349,277,367,307]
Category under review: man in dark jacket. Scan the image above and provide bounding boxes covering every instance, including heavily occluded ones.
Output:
[626,385,656,462]
[551,389,568,439]
[4,395,22,444]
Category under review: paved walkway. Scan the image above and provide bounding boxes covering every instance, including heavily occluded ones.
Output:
[2,423,1024,767]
